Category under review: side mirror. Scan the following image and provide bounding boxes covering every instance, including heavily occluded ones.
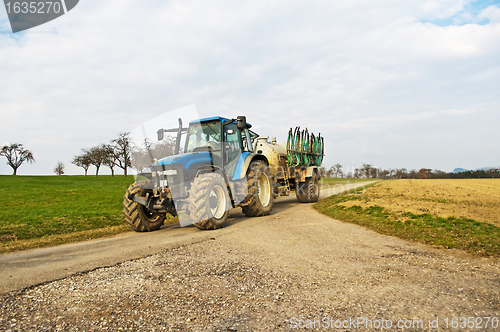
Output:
[157,129,164,141]
[237,116,247,129]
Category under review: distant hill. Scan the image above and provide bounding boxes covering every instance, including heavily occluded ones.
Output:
[453,166,499,174]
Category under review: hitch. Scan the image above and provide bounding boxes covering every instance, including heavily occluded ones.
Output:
[133,194,153,209]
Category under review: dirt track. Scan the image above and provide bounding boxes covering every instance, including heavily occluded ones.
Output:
[1,181,499,331]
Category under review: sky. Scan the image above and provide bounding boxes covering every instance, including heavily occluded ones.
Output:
[1,0,499,176]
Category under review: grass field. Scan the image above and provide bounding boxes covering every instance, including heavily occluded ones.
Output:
[315,179,500,256]
[0,175,136,253]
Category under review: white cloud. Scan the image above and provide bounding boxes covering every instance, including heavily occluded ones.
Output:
[479,4,500,23]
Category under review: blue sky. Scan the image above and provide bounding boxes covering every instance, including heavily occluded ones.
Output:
[1,0,499,175]
[420,0,500,25]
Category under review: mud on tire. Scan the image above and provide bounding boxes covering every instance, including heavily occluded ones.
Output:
[241,160,274,217]
[123,180,165,232]
[296,172,320,203]
[188,172,230,230]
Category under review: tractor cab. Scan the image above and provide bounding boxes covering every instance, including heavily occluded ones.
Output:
[187,116,254,179]
[157,116,254,180]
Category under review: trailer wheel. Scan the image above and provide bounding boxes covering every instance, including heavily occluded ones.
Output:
[188,172,230,230]
[296,173,320,203]
[241,160,274,217]
[123,180,165,232]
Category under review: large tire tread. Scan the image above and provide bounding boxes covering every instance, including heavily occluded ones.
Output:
[122,180,164,232]
[296,173,320,203]
[188,173,229,230]
[241,161,274,217]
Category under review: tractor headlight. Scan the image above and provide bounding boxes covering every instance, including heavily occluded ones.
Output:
[164,170,177,176]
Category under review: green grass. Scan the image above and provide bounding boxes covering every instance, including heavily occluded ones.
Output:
[0,175,137,252]
[314,184,500,256]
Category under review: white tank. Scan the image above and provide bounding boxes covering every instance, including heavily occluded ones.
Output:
[253,137,288,178]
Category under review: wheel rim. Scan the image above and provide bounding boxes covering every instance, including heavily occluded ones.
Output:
[209,185,226,219]
[257,173,271,207]
[142,206,157,220]
[138,189,161,223]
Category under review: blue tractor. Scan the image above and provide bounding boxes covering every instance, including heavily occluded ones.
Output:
[122,115,323,231]
[123,116,274,231]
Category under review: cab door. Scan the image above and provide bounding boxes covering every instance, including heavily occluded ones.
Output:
[223,123,243,179]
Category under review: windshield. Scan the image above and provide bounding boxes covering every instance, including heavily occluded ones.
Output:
[185,120,221,153]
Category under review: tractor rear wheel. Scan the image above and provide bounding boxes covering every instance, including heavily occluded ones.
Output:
[241,160,274,217]
[188,172,230,230]
[123,180,165,232]
[296,173,320,203]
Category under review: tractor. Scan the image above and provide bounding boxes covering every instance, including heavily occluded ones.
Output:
[122,116,323,231]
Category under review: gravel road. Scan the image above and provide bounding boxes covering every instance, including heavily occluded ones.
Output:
[1,182,499,331]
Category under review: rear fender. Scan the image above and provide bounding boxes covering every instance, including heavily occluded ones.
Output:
[233,153,269,180]
[305,166,318,178]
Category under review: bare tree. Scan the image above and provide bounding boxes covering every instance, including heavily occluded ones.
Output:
[102,144,117,176]
[150,138,175,160]
[54,162,65,175]
[88,145,109,176]
[333,163,343,178]
[325,166,334,178]
[360,163,376,178]
[72,151,92,176]
[131,150,151,173]
[377,168,387,179]
[360,163,369,178]
[131,139,176,173]
[131,138,154,173]
[318,166,326,178]
[112,132,133,176]
[0,143,35,175]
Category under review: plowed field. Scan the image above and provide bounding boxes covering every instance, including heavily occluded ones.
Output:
[339,179,500,227]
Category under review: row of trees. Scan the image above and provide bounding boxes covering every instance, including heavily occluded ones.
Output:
[420,169,500,179]
[72,133,176,176]
[320,163,500,179]
[72,132,134,176]
[319,163,408,179]
[1,133,176,176]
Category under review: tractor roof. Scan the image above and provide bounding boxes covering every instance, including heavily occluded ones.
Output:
[190,116,230,123]
[190,116,252,127]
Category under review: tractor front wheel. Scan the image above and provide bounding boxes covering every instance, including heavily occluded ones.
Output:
[188,172,230,230]
[123,180,165,232]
